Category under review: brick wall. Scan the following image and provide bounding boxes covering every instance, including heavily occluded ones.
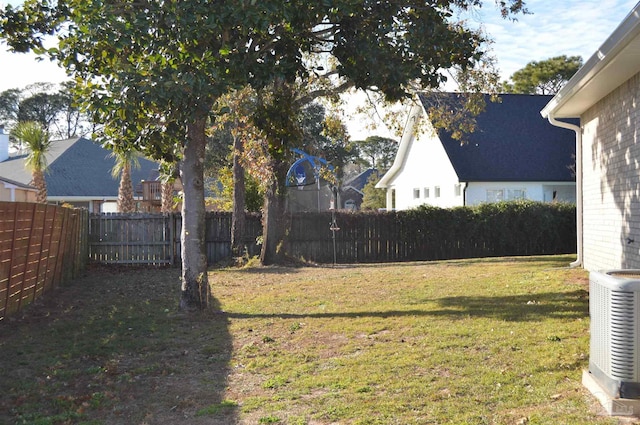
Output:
[581,72,640,271]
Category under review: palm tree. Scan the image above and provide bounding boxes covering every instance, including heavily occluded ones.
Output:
[109,147,140,213]
[11,121,52,204]
[159,160,178,213]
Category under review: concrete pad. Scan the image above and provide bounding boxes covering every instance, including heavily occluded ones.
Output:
[583,370,640,417]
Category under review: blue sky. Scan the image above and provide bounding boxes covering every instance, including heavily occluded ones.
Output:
[474,0,638,79]
[0,1,638,138]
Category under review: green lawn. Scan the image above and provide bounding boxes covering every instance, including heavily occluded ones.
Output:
[0,255,626,424]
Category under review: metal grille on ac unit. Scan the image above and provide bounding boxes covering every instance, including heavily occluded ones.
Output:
[589,270,640,399]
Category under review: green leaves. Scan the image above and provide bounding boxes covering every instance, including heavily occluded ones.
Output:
[10,120,51,172]
[1,0,531,157]
[503,55,583,95]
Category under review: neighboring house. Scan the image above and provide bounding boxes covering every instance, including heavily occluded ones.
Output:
[0,128,37,203]
[138,169,184,213]
[0,176,37,202]
[541,3,640,272]
[0,133,161,212]
[340,168,376,210]
[376,93,577,210]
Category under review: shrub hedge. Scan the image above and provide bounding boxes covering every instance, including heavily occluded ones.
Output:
[288,200,576,263]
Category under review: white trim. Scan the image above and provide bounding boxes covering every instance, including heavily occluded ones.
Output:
[341,185,364,196]
[375,103,421,189]
[47,196,119,202]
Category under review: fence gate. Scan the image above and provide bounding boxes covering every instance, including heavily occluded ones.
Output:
[88,213,176,266]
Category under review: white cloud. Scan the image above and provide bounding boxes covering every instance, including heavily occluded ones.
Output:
[480,0,638,79]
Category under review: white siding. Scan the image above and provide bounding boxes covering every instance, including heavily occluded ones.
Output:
[465,182,575,205]
[386,119,461,209]
[581,72,640,271]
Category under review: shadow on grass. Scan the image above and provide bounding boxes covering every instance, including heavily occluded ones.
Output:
[278,254,578,270]
[228,266,303,275]
[0,267,238,425]
[225,289,588,322]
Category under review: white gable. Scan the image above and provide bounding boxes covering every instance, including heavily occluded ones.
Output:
[377,104,461,209]
[391,126,460,209]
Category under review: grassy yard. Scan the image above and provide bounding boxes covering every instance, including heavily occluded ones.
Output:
[0,255,632,424]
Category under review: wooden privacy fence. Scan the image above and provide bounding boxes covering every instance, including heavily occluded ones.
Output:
[89,213,176,265]
[290,208,576,263]
[88,212,262,266]
[88,203,576,266]
[0,202,88,321]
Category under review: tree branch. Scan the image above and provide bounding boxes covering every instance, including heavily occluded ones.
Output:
[293,80,354,107]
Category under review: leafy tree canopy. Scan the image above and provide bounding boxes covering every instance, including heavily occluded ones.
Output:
[0,0,529,306]
[501,55,583,95]
[206,166,264,213]
[361,171,387,210]
[354,136,398,170]
[0,82,91,139]
[299,103,356,183]
[1,0,527,158]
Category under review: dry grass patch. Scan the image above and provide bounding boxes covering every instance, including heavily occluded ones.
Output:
[0,256,631,424]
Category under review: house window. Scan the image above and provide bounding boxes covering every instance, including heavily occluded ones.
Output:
[486,189,504,202]
[413,188,420,199]
[507,189,526,200]
[424,187,430,198]
[435,186,441,198]
[454,184,462,197]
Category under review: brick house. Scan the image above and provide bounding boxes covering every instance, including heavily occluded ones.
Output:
[541,3,640,271]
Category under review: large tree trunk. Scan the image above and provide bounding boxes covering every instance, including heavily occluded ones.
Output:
[260,158,289,265]
[231,133,246,258]
[179,115,211,311]
[118,162,136,213]
[31,169,47,204]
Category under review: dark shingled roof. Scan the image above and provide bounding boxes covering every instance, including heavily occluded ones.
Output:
[418,93,577,182]
[0,137,160,197]
[343,168,377,193]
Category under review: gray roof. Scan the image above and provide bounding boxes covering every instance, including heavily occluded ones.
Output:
[0,137,160,197]
[418,93,577,182]
[343,168,377,194]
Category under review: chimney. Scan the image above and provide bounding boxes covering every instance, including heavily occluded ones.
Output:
[0,125,8,163]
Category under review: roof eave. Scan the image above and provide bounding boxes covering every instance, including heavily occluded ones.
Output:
[47,196,119,201]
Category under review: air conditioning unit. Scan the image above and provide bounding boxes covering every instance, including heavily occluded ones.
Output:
[589,270,640,399]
